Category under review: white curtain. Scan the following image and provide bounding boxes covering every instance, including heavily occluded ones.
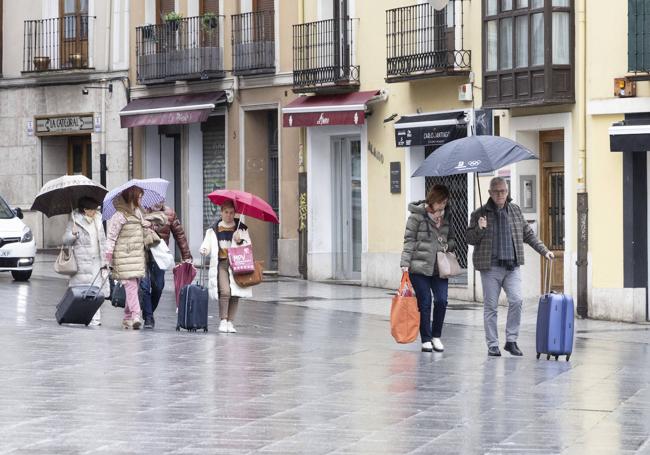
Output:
[531,12,544,66]
[487,20,498,71]
[516,15,528,67]
[499,17,513,69]
[487,0,498,16]
[552,12,570,64]
[531,0,543,8]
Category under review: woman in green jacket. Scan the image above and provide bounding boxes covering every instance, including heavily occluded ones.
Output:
[400,184,456,353]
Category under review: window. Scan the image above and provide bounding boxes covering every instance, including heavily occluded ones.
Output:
[200,0,219,15]
[156,0,175,23]
[483,0,573,107]
[628,0,650,71]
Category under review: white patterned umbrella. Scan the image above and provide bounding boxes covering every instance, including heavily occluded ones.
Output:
[31,175,107,217]
[102,178,169,220]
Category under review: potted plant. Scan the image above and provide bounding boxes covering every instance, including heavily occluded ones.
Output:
[163,11,183,31]
[33,56,50,71]
[201,12,218,31]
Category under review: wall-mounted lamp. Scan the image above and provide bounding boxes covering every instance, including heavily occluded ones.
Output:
[82,83,113,95]
[383,113,398,123]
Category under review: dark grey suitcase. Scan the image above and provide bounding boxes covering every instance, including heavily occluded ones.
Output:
[177,259,208,332]
[56,268,109,325]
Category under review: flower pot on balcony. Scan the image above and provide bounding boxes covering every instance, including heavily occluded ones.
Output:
[33,56,51,71]
[167,20,180,32]
[69,53,83,68]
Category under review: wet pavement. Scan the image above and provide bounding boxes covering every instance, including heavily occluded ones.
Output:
[1,265,650,454]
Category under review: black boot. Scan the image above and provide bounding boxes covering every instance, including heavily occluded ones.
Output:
[144,316,155,329]
[504,341,523,356]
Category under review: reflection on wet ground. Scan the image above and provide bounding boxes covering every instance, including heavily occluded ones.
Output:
[1,274,649,454]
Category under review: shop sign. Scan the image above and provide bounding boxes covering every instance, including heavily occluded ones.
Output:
[34,113,94,136]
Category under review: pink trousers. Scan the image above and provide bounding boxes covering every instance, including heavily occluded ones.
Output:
[122,278,141,320]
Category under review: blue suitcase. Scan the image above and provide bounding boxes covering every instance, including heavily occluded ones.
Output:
[176,259,208,332]
[536,260,574,361]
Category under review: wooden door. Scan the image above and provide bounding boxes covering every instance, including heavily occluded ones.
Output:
[539,130,564,293]
[68,136,92,178]
[60,0,89,68]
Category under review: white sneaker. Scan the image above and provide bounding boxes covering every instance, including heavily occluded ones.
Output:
[89,318,101,327]
[421,342,433,352]
[227,321,237,333]
[432,338,444,352]
[218,319,228,333]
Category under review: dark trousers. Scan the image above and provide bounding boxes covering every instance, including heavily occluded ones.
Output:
[140,259,165,320]
[409,273,449,342]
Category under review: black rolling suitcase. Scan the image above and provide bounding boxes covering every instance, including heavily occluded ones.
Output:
[56,267,109,326]
[177,258,209,332]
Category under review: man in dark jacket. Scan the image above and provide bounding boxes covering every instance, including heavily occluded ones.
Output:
[467,177,553,357]
[141,204,192,329]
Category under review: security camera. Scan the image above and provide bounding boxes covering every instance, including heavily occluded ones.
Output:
[82,89,89,95]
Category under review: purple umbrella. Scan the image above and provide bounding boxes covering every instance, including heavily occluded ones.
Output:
[102,178,169,220]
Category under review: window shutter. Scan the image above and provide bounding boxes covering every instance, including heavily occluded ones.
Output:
[201,0,219,14]
[254,0,274,12]
[629,0,650,71]
[159,0,175,16]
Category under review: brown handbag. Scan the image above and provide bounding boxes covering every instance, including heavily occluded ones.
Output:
[390,272,420,344]
[233,261,264,287]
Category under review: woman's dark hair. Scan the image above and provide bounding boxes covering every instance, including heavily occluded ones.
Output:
[221,200,235,211]
[122,186,144,208]
[426,184,450,207]
[78,197,99,211]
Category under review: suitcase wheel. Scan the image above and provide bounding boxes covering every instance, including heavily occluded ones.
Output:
[566,354,571,362]
[176,326,180,331]
[203,328,208,333]
[546,354,551,360]
[536,353,540,359]
[555,355,559,361]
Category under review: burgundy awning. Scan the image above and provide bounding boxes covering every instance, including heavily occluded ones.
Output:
[282,90,382,128]
[120,92,226,128]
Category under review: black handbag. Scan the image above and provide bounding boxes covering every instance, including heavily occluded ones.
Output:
[109,277,126,308]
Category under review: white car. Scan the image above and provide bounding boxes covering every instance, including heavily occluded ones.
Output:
[0,195,36,281]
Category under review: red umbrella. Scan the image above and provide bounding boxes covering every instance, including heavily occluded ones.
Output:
[207,189,279,223]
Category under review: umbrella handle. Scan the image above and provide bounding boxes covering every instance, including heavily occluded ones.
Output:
[475,172,483,208]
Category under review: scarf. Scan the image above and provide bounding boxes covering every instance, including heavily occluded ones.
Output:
[495,205,515,267]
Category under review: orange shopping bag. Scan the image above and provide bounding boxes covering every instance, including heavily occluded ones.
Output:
[390,272,420,344]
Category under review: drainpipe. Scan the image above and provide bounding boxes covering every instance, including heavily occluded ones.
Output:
[576,0,588,318]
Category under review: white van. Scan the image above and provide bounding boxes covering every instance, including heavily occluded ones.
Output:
[0,195,36,281]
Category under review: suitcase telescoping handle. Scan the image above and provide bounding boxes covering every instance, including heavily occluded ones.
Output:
[82,265,111,299]
[198,254,206,288]
[543,258,554,295]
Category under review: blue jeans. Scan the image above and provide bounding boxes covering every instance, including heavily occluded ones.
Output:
[409,273,449,342]
[140,258,165,320]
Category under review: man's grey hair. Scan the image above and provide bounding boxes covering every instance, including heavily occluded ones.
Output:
[489,177,508,191]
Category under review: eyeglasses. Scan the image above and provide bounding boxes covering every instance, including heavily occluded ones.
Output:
[490,189,508,195]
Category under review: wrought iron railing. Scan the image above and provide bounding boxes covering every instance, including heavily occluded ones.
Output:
[232,10,275,75]
[386,2,470,80]
[23,15,95,72]
[292,18,359,92]
[136,15,224,84]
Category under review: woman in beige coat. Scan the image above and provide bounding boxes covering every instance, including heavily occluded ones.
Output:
[105,187,148,329]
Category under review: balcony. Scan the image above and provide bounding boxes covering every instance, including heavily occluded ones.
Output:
[136,15,225,84]
[292,18,359,94]
[386,2,470,83]
[232,10,275,76]
[23,16,95,72]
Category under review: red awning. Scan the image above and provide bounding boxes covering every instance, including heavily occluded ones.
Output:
[120,92,226,128]
[282,90,382,128]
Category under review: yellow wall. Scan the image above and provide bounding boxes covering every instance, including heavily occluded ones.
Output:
[353,0,483,254]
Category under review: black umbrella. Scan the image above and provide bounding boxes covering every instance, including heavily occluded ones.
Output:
[31,175,108,217]
[411,135,538,205]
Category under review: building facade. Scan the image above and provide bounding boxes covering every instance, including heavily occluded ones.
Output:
[285,0,650,323]
[0,0,130,248]
[126,0,300,274]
